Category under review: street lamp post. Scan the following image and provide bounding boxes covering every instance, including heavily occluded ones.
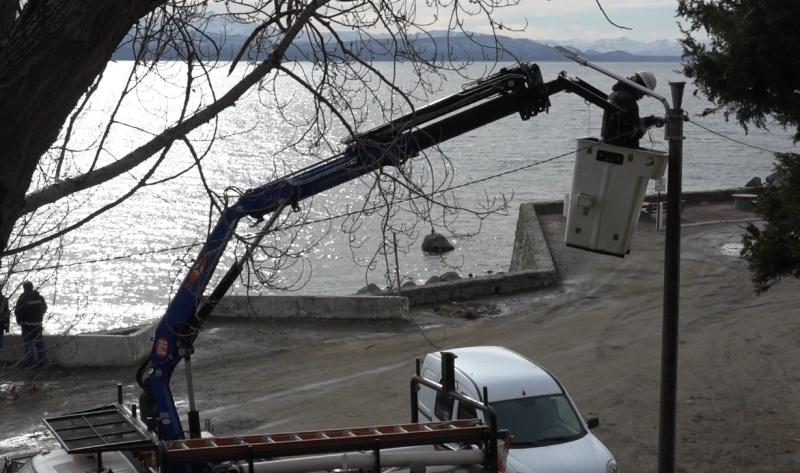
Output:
[658,81,686,473]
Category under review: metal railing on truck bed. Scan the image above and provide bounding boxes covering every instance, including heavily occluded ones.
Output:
[409,352,503,473]
[158,419,508,473]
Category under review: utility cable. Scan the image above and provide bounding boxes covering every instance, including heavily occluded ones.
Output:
[686,118,784,154]
[244,147,580,231]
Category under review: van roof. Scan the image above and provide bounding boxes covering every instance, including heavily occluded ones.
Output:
[431,346,563,401]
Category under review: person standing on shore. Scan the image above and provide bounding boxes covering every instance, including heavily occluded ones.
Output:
[0,292,9,352]
[14,281,48,368]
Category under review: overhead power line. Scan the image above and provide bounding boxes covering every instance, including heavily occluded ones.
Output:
[686,118,784,154]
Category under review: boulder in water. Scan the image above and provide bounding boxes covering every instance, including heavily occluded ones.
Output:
[440,271,461,281]
[745,176,762,187]
[422,231,454,254]
[356,283,382,295]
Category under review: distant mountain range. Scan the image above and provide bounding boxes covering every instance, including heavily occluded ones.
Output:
[113,30,682,62]
[547,37,682,57]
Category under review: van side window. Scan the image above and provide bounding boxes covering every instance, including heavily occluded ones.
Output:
[434,387,454,420]
[456,400,478,420]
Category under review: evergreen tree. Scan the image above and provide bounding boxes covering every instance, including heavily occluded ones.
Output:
[741,155,800,293]
[679,0,800,292]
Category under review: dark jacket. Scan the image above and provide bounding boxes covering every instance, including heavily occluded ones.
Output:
[0,295,9,332]
[601,81,645,148]
[15,290,47,326]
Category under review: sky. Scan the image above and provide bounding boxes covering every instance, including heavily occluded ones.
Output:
[439,0,683,42]
[212,1,686,44]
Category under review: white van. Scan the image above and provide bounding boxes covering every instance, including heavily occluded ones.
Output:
[416,346,617,473]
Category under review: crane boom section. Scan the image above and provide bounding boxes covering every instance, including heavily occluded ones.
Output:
[142,63,613,441]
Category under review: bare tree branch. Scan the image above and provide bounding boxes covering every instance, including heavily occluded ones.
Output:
[594,0,632,30]
[20,0,331,217]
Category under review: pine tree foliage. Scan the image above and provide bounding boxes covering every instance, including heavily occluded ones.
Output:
[741,154,800,293]
[679,0,800,292]
[679,0,800,141]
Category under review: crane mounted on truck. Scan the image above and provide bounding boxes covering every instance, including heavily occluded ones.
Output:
[23,60,657,473]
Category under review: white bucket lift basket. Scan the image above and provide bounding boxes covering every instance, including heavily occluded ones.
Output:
[565,137,668,256]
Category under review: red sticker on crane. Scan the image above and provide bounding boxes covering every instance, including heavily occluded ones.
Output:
[188,256,208,285]
[155,337,169,358]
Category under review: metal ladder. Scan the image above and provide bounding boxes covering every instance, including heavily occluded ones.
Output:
[158,419,497,467]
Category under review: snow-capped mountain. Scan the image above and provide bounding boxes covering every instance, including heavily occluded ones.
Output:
[548,37,682,57]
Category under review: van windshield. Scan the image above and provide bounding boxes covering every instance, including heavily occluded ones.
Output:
[490,394,586,447]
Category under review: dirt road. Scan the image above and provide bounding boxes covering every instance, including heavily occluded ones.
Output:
[2,205,798,473]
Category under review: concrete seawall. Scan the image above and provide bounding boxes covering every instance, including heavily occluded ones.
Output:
[0,323,155,368]
[0,296,409,367]
[397,269,557,306]
[509,203,557,274]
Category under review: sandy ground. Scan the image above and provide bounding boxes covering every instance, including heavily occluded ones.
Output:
[1,202,799,473]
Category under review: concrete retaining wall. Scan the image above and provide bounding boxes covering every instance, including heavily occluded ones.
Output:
[0,296,407,367]
[398,270,557,306]
[209,295,409,320]
[0,323,155,368]
[0,295,408,368]
[510,203,557,273]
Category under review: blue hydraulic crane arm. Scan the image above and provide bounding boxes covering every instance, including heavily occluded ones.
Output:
[138,62,618,442]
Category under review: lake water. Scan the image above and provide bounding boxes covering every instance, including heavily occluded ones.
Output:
[8,61,796,333]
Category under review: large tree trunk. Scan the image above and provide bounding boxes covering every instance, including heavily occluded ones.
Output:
[0,0,158,254]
